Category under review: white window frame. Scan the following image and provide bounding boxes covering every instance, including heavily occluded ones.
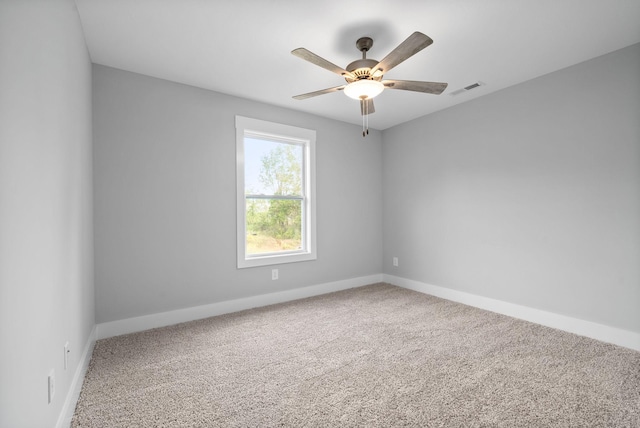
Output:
[235,116,317,268]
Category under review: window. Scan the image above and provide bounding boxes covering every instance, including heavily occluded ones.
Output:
[235,116,316,268]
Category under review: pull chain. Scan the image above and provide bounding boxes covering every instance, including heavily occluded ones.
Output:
[360,96,369,137]
[366,106,369,135]
[361,97,365,136]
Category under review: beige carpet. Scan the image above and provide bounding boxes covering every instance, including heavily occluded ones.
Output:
[72,283,640,427]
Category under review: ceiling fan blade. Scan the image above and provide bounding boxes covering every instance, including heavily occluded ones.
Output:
[293,85,346,100]
[370,32,433,76]
[382,79,448,95]
[360,98,375,115]
[292,48,355,79]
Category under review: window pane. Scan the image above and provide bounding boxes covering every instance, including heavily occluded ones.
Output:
[245,137,303,196]
[246,198,302,255]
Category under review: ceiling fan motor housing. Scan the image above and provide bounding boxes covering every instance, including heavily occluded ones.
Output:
[345,58,382,82]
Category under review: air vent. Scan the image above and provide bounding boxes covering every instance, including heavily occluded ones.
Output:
[450,81,485,96]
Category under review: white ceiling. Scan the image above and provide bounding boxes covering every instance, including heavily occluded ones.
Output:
[74,0,640,130]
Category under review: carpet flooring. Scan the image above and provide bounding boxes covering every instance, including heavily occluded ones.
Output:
[72,283,640,427]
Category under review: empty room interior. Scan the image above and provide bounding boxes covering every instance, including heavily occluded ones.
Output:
[1,1,639,427]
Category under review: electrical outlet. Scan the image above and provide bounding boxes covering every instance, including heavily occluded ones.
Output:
[272,268,279,280]
[64,342,70,370]
[393,257,399,267]
[48,370,55,404]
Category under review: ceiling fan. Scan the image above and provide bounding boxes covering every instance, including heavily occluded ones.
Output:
[291,31,448,136]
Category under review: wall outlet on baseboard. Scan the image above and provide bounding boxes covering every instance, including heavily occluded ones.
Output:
[393,257,399,267]
[64,341,70,370]
[48,369,55,404]
[272,269,278,280]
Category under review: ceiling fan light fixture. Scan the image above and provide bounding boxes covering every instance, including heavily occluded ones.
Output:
[343,79,384,100]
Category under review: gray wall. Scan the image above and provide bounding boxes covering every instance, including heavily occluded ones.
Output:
[0,1,94,427]
[93,65,383,323]
[383,43,640,333]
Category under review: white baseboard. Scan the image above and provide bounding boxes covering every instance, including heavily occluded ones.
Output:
[384,274,640,352]
[96,274,383,340]
[56,325,96,428]
[95,271,639,347]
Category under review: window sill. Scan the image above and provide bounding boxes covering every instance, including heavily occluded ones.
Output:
[237,251,316,269]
